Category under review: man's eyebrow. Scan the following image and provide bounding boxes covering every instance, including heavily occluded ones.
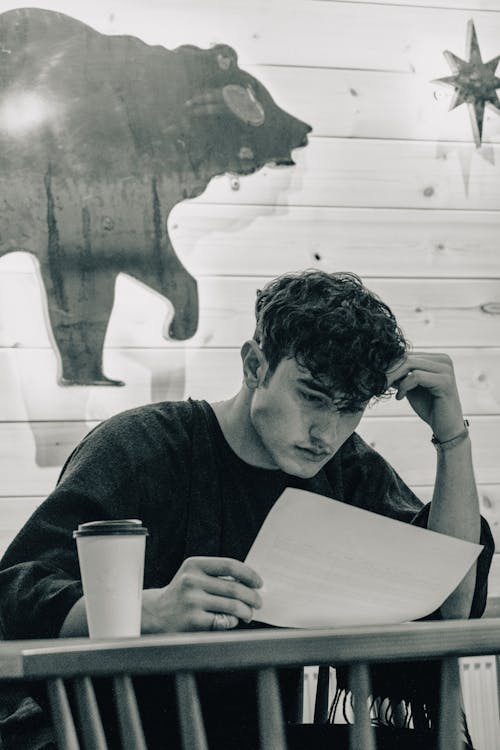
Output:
[296,377,333,397]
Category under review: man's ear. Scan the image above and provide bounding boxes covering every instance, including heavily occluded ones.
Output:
[240,340,268,389]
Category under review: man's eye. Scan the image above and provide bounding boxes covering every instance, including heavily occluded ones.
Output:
[300,391,323,404]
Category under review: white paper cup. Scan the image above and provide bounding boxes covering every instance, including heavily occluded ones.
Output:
[73,519,148,639]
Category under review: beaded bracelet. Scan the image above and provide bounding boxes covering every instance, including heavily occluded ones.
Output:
[431,419,470,451]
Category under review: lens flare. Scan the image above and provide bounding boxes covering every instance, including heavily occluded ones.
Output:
[0,91,53,134]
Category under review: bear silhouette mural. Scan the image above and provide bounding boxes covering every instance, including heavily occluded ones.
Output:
[0,8,311,385]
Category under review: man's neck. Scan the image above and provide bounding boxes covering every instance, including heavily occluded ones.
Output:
[210,391,278,470]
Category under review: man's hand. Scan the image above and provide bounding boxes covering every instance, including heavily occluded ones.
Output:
[386,353,464,442]
[142,556,263,634]
[386,352,480,620]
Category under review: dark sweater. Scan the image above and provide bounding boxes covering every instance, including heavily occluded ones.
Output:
[0,399,493,749]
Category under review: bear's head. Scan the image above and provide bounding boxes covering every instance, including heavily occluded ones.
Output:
[175,43,311,184]
[0,11,311,192]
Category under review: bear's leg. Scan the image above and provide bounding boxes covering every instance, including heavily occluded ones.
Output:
[132,234,199,342]
[163,256,199,341]
[39,259,123,386]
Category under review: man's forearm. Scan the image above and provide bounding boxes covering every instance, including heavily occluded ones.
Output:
[59,596,89,636]
[428,435,481,619]
[59,590,165,637]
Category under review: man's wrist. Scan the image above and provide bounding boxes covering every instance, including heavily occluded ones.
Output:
[431,419,469,451]
[141,588,165,634]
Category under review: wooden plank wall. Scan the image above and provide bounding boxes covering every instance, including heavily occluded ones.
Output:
[0,0,499,599]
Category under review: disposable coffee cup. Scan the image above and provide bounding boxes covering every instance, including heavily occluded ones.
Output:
[73,519,148,639]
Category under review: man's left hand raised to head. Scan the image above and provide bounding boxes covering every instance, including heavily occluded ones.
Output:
[386,353,465,442]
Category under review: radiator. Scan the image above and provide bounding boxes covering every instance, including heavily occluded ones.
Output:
[460,656,500,750]
[303,660,500,750]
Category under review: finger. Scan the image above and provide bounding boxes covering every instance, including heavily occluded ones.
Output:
[388,354,453,385]
[395,371,447,400]
[406,351,453,361]
[179,567,261,609]
[186,611,239,632]
[203,592,254,624]
[388,361,445,390]
[395,372,417,400]
[187,557,263,588]
[211,613,239,631]
[401,355,452,374]
[385,356,409,388]
[203,575,262,609]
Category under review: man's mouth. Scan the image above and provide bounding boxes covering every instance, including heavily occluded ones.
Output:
[295,446,331,462]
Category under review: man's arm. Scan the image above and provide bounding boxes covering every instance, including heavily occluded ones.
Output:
[60,556,263,636]
[59,596,88,636]
[387,353,481,619]
[428,434,480,618]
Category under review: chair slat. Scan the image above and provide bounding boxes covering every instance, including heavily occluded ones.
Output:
[113,675,147,750]
[257,667,287,750]
[348,663,375,750]
[438,657,462,750]
[496,655,500,722]
[73,676,108,750]
[313,665,330,723]
[175,672,209,750]
[47,677,81,750]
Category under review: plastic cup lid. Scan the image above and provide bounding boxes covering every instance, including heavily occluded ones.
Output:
[73,519,148,537]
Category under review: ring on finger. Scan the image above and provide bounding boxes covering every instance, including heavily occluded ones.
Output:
[211,612,233,631]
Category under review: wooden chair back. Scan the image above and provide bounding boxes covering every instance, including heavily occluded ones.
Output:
[1,619,500,749]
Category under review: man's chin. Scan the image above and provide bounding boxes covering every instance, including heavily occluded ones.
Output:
[277,456,327,479]
[293,466,323,479]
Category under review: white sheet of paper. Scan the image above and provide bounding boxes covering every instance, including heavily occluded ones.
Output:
[245,488,483,628]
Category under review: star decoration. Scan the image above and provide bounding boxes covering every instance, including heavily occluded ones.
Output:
[434,20,500,147]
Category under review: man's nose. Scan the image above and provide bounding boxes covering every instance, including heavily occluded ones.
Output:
[309,416,337,450]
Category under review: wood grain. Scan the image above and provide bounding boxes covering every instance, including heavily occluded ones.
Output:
[0,347,499,422]
[0,0,498,74]
[175,673,209,750]
[167,204,500,278]
[319,0,500,10]
[5,203,500,278]
[348,663,376,750]
[9,620,500,679]
[1,271,499,349]
[194,138,500,211]
[46,679,80,750]
[72,677,109,750]
[245,65,500,143]
[438,658,462,750]
[113,675,148,750]
[357,416,500,486]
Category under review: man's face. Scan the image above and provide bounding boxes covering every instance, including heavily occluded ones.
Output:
[249,356,366,478]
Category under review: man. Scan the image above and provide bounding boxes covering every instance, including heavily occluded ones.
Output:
[0,270,493,749]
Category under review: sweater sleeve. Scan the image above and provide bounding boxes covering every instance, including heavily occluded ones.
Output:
[331,432,494,619]
[0,402,192,640]
[0,416,145,639]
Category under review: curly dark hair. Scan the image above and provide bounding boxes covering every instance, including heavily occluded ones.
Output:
[254,270,409,412]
